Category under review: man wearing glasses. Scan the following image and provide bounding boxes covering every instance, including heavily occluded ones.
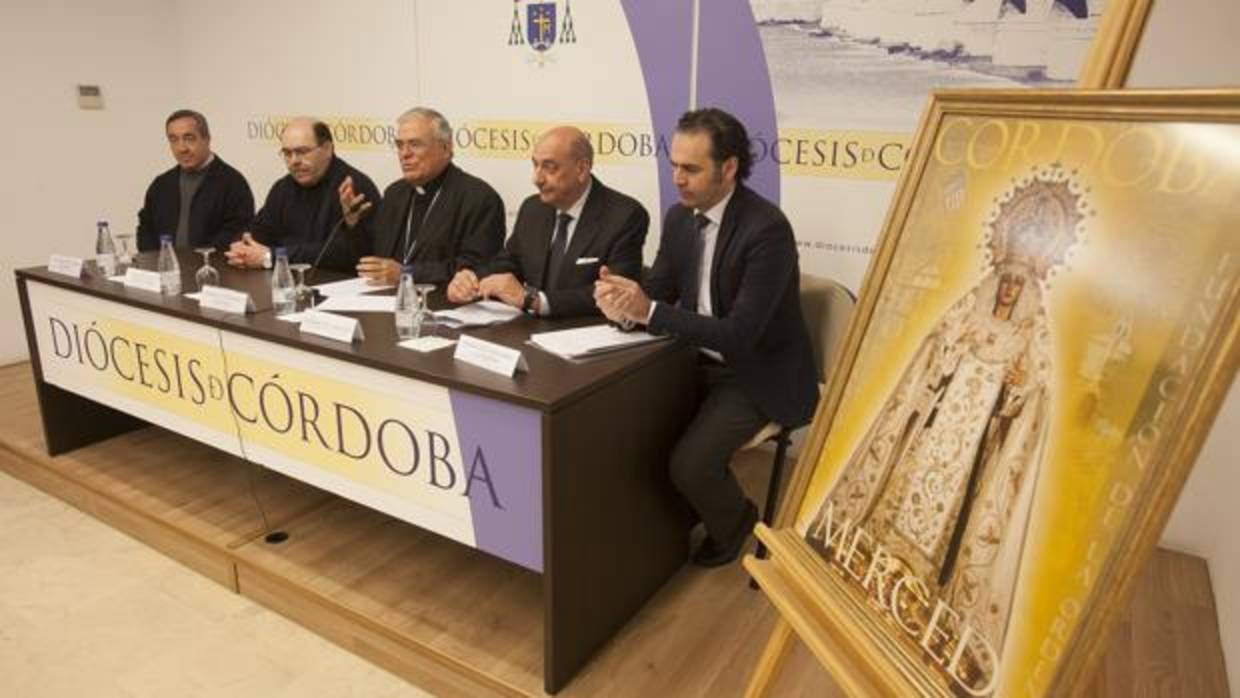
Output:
[137,109,254,252]
[338,107,504,286]
[226,117,380,272]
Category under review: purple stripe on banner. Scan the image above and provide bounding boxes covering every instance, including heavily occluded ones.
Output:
[620,0,693,218]
[696,0,781,204]
[450,390,543,572]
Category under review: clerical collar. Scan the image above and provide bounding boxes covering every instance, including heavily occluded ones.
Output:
[695,185,735,228]
[559,178,592,219]
[414,164,450,197]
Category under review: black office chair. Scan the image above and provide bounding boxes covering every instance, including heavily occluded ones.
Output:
[747,274,856,584]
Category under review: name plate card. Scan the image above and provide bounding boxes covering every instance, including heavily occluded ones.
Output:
[47,255,84,278]
[299,310,365,343]
[198,286,255,315]
[123,268,164,293]
[454,334,528,377]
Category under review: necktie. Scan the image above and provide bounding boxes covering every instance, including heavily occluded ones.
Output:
[682,213,711,313]
[403,187,432,262]
[545,212,572,290]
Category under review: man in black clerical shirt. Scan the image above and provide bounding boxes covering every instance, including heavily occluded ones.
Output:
[338,107,504,286]
[226,117,380,272]
[445,126,647,318]
[137,109,254,252]
[595,108,817,568]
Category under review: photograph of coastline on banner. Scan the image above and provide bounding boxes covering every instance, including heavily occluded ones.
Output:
[748,0,1151,291]
[791,90,1238,696]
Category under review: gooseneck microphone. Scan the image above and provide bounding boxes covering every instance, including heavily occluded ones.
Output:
[307,199,369,285]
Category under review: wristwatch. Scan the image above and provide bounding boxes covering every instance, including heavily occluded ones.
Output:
[521,283,539,315]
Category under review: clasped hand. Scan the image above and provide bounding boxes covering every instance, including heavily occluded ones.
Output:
[224,232,269,268]
[593,266,650,325]
[446,270,523,307]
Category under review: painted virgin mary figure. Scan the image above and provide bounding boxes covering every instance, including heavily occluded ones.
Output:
[806,165,1088,672]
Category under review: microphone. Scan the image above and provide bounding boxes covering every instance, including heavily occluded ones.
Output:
[306,198,369,287]
[306,216,345,286]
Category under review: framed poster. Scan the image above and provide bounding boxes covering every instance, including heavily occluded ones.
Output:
[748,89,1239,697]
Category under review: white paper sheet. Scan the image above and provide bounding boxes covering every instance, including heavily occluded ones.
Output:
[528,324,666,359]
[398,336,457,353]
[433,300,522,328]
[315,294,396,313]
[311,277,394,297]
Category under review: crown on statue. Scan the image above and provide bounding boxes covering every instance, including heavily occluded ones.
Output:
[983,163,1090,280]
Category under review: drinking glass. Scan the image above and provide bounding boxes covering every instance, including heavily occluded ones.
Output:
[193,247,220,290]
[289,263,313,309]
[414,283,437,337]
[114,232,135,274]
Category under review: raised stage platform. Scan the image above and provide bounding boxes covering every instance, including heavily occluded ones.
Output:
[0,361,1229,696]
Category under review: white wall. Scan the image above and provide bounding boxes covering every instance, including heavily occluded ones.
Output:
[0,0,180,363]
[173,0,419,200]
[1128,0,1240,689]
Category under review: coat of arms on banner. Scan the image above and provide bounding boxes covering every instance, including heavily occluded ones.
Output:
[508,0,577,66]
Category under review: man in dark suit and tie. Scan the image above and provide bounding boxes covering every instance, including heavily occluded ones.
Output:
[446,126,648,317]
[337,107,505,285]
[594,108,818,567]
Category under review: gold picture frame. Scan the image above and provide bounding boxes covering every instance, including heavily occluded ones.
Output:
[745,89,1240,697]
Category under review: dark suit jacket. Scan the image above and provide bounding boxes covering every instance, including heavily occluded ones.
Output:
[485,176,648,318]
[644,185,818,428]
[361,162,505,285]
[137,156,254,252]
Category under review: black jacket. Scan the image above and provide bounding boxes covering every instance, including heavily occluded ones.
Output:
[136,155,254,252]
[485,176,648,318]
[361,163,505,284]
[250,156,380,272]
[644,185,818,427]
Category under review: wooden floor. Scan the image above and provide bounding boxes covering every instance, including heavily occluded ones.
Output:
[0,362,1229,697]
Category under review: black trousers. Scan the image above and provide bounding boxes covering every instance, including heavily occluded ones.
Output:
[669,360,768,543]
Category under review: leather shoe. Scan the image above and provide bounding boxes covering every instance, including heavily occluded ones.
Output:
[692,500,759,568]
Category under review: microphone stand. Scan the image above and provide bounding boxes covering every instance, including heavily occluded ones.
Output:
[306,200,368,302]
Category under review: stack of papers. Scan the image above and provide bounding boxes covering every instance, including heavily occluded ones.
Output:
[434,301,522,328]
[528,324,666,359]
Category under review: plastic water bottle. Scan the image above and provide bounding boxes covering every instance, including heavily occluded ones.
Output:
[157,235,181,294]
[394,265,418,340]
[96,221,117,277]
[271,247,296,316]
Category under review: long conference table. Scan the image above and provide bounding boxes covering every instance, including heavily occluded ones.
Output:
[16,251,700,693]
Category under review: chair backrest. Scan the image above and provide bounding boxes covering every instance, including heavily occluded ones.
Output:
[799,274,857,383]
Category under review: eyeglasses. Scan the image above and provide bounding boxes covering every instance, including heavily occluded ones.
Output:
[279,144,320,160]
